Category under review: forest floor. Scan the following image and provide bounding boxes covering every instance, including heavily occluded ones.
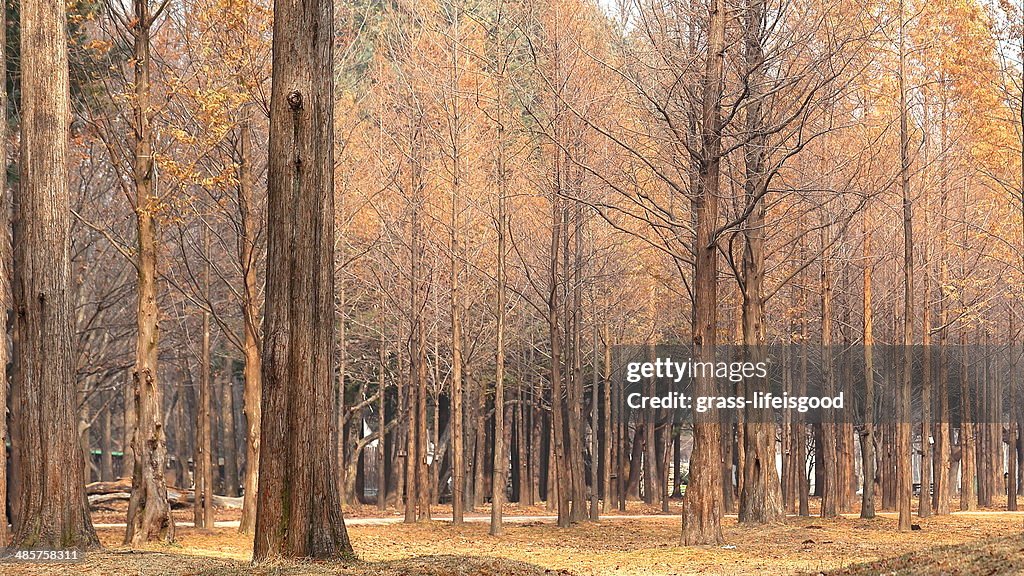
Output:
[7,500,1024,575]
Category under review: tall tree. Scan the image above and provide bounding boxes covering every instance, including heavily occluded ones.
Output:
[123,0,175,545]
[194,227,213,529]
[896,0,914,532]
[681,0,726,546]
[9,0,99,548]
[252,0,353,559]
[0,0,9,546]
[737,0,783,525]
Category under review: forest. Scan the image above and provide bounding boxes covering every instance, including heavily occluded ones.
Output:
[4,0,1024,574]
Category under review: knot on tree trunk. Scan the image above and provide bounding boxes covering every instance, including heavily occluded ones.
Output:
[287,90,303,111]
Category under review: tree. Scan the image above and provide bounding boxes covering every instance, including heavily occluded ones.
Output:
[681,0,726,546]
[193,227,213,529]
[122,0,175,545]
[896,0,914,532]
[9,0,99,549]
[252,0,353,558]
[0,0,9,546]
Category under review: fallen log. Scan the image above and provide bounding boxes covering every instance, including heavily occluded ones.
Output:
[86,481,243,510]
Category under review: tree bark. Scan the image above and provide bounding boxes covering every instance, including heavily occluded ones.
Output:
[737,0,782,525]
[124,0,174,546]
[681,0,725,545]
[252,0,352,557]
[10,0,99,547]
[0,0,8,544]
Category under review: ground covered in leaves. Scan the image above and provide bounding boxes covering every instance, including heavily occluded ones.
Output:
[8,503,1024,574]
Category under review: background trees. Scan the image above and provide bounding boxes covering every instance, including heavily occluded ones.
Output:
[5,0,1024,553]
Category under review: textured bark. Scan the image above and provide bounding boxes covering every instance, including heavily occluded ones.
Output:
[797,237,810,517]
[919,213,932,519]
[643,345,660,506]
[737,0,782,526]
[252,0,352,558]
[10,0,98,547]
[0,0,9,542]
[566,204,587,523]
[447,4,466,525]
[590,323,599,520]
[681,0,724,545]
[124,0,173,546]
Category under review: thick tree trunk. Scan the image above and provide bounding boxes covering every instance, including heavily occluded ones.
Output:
[737,0,782,525]
[252,0,352,557]
[10,0,98,547]
[681,0,724,545]
[0,0,8,545]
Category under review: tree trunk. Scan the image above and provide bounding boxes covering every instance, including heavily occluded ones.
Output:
[101,405,114,482]
[548,190,571,527]
[861,217,876,519]
[819,227,838,519]
[124,0,174,546]
[252,0,352,557]
[737,0,782,525]
[194,229,213,529]
[236,118,262,535]
[602,324,613,510]
[10,0,98,546]
[490,110,508,535]
[896,0,913,531]
[0,0,8,544]
[681,0,725,545]
[933,90,951,516]
[221,370,240,497]
[377,335,388,511]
